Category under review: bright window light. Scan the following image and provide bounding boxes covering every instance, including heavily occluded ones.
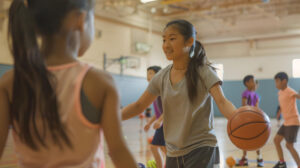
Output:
[214,64,224,81]
[141,0,157,3]
[293,59,300,78]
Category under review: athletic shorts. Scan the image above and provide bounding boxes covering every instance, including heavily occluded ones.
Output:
[166,146,219,168]
[151,125,165,146]
[277,125,299,143]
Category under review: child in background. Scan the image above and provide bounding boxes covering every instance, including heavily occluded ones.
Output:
[273,72,300,168]
[144,66,166,168]
[145,108,152,123]
[236,75,264,167]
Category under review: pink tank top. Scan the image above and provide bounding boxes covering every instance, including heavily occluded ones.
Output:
[12,62,105,168]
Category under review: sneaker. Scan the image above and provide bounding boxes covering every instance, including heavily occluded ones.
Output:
[257,159,264,167]
[235,157,248,166]
[273,161,287,168]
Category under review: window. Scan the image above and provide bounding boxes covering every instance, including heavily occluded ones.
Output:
[213,64,224,81]
[293,59,300,78]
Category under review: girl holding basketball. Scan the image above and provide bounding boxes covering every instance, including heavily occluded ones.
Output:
[122,20,236,167]
[0,0,137,167]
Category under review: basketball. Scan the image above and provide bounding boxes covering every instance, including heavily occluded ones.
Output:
[226,156,236,167]
[227,106,271,151]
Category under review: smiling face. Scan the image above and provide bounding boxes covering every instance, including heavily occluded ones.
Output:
[162,26,192,61]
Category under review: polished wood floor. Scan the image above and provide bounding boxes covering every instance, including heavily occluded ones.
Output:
[1,118,299,168]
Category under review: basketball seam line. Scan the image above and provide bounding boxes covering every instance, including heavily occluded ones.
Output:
[231,110,266,122]
[230,124,270,140]
[231,121,269,133]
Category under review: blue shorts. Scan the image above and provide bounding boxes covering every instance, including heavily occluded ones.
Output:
[151,125,165,146]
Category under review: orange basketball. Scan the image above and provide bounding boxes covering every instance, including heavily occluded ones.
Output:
[226,156,235,167]
[227,106,271,151]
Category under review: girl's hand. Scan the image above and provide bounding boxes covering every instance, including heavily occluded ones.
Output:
[144,124,150,132]
[153,121,161,130]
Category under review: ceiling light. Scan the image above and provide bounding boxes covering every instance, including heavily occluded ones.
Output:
[141,0,157,4]
[151,7,157,13]
[163,7,168,13]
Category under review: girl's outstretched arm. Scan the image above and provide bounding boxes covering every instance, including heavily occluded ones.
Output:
[210,84,236,119]
[122,91,157,120]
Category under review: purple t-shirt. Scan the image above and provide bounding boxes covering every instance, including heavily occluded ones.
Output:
[153,96,163,119]
[242,90,259,106]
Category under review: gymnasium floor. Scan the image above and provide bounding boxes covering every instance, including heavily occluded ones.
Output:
[0,118,299,168]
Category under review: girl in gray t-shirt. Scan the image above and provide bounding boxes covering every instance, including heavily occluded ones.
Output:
[122,20,236,168]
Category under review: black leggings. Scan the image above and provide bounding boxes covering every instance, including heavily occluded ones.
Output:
[166,146,219,168]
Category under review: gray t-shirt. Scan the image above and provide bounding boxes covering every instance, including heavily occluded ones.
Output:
[147,64,222,157]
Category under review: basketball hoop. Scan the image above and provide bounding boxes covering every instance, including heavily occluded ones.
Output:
[103,53,140,75]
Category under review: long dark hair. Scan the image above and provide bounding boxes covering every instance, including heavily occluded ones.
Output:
[165,20,212,102]
[8,0,93,150]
